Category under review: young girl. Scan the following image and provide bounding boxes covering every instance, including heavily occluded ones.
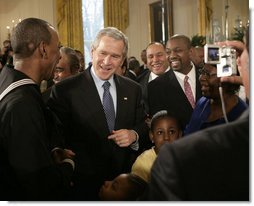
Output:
[98,110,182,201]
[98,173,146,201]
[131,110,182,182]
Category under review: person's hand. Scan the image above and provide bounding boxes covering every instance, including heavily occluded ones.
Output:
[216,40,249,97]
[220,75,243,85]
[108,129,137,147]
[51,148,75,164]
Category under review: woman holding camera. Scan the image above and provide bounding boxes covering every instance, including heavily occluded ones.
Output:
[184,63,247,135]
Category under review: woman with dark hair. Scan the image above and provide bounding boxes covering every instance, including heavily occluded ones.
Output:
[184,63,247,135]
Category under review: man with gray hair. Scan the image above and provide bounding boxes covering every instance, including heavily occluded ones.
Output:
[48,27,149,200]
[53,46,80,84]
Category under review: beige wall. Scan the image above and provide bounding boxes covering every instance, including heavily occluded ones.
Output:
[212,0,249,36]
[0,0,55,45]
[126,0,249,62]
[0,0,249,64]
[126,0,199,62]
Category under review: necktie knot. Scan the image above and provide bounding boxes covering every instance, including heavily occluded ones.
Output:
[184,75,189,82]
[103,81,111,91]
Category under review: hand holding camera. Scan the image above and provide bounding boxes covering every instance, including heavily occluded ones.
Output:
[204,44,237,77]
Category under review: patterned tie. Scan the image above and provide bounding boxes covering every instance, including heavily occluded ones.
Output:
[184,76,195,108]
[102,81,115,132]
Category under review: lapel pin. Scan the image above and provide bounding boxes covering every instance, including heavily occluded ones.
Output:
[124,97,128,100]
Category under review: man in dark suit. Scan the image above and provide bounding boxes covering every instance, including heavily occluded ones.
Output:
[125,57,139,82]
[47,27,149,200]
[138,42,169,116]
[142,40,249,200]
[148,34,202,129]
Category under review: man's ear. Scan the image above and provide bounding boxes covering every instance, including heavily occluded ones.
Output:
[38,41,47,58]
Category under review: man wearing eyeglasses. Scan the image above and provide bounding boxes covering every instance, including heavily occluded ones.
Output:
[53,47,80,84]
[42,46,80,102]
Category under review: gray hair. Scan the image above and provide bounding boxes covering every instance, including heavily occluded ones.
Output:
[60,47,80,74]
[91,27,129,58]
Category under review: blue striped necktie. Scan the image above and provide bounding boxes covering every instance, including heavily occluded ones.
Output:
[102,81,115,132]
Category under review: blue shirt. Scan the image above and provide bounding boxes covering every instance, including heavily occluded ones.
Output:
[184,96,248,136]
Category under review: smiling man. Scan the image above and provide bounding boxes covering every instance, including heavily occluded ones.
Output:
[148,34,202,129]
[137,42,169,115]
[47,27,149,200]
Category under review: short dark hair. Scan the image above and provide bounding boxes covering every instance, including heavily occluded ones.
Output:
[150,110,182,131]
[11,18,52,59]
[168,34,192,49]
[128,59,140,71]
[126,174,147,200]
[146,41,166,51]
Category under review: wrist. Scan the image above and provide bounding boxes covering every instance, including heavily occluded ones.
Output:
[131,130,139,143]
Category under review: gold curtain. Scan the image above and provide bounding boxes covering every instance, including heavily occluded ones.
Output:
[198,0,213,36]
[103,0,129,33]
[56,0,84,53]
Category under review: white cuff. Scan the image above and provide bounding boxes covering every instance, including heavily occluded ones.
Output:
[130,130,139,151]
[62,158,75,170]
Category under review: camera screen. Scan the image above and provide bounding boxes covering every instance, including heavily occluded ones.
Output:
[208,47,220,61]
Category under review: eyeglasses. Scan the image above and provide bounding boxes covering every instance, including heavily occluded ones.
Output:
[198,68,217,79]
[54,67,64,73]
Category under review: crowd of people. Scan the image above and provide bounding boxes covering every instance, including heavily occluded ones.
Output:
[0,17,249,201]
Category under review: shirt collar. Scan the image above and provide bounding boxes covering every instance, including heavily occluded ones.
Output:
[91,66,115,88]
[150,66,170,82]
[173,62,196,82]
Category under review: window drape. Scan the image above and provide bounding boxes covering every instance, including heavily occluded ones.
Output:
[56,0,84,53]
[103,0,129,33]
[198,0,213,36]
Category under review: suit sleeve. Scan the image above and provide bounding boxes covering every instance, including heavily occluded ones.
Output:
[147,79,165,116]
[3,97,73,200]
[143,143,185,200]
[132,83,150,151]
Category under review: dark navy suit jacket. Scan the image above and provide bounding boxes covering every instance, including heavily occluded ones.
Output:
[148,69,202,129]
[48,67,148,200]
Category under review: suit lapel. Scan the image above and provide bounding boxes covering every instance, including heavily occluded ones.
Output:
[168,70,185,95]
[168,69,193,108]
[82,69,110,135]
[114,75,128,130]
[195,69,202,100]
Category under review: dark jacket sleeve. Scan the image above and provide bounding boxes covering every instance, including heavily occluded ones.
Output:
[2,95,73,200]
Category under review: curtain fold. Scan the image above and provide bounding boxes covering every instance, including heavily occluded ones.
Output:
[198,0,213,36]
[56,0,84,53]
[103,0,129,33]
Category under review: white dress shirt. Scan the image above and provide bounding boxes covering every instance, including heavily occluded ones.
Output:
[90,66,139,150]
[173,63,197,101]
[91,66,117,112]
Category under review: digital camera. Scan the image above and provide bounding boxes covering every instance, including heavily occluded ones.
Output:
[204,44,237,77]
